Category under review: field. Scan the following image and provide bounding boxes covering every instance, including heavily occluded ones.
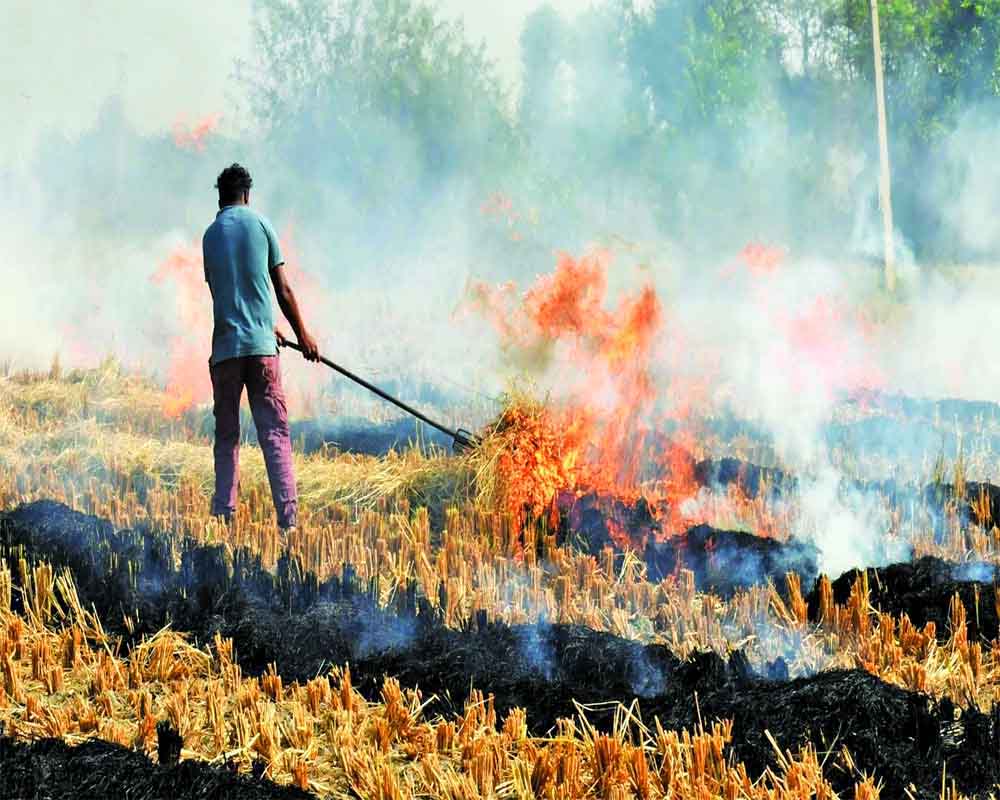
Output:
[15,0,1000,794]
[3,355,1000,800]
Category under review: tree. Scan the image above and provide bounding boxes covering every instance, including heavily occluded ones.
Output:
[758,0,853,78]
[840,0,1000,144]
[838,0,1000,259]
[624,0,780,134]
[519,5,569,133]
[243,0,516,251]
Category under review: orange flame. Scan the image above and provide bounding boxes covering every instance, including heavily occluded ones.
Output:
[481,192,535,242]
[472,250,712,537]
[471,248,806,547]
[172,114,221,152]
[151,241,212,418]
[739,242,785,276]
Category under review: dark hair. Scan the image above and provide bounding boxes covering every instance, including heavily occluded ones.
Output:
[215,163,253,203]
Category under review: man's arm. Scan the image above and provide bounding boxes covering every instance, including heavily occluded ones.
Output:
[203,237,214,298]
[271,265,320,361]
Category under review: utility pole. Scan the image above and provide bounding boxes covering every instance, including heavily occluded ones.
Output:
[870,0,896,292]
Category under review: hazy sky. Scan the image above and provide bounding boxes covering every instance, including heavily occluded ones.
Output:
[3,0,596,166]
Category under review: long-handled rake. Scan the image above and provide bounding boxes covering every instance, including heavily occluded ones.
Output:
[279,340,479,453]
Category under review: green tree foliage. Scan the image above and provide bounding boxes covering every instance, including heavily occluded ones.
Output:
[833,0,1000,257]
[244,0,516,250]
[514,0,787,248]
[34,98,232,243]
[760,0,853,77]
[843,0,1000,136]
[625,0,781,134]
[22,0,1000,268]
[618,0,797,250]
[515,4,645,239]
[519,4,568,134]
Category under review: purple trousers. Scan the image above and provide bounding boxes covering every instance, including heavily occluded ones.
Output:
[210,355,297,529]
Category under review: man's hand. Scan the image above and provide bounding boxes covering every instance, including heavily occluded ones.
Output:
[298,331,320,362]
[275,328,288,347]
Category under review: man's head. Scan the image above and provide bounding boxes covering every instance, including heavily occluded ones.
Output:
[215,163,253,208]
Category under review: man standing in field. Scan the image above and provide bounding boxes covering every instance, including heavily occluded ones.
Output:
[202,163,320,533]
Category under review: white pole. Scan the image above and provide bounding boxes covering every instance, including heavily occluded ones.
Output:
[870,0,896,292]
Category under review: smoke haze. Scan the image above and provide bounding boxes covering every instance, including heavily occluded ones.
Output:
[6,0,1000,572]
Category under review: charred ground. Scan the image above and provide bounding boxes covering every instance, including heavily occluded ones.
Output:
[0,724,311,800]
[4,501,1000,798]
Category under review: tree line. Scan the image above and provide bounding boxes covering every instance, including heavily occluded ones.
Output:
[35,0,1000,269]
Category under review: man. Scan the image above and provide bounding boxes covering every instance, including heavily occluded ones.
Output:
[202,163,320,533]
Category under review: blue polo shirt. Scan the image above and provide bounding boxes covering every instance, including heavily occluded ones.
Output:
[202,205,284,366]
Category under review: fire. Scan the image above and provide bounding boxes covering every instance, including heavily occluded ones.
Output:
[162,387,194,419]
[151,241,212,417]
[739,242,785,276]
[172,114,221,152]
[471,248,813,550]
[485,400,587,529]
[272,228,326,326]
[782,296,885,396]
[481,192,536,242]
[472,250,709,539]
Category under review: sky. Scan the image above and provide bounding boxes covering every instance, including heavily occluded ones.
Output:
[2,0,596,167]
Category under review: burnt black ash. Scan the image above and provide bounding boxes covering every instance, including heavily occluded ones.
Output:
[5,501,1000,797]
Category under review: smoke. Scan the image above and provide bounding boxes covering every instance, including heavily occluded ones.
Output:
[1,171,193,372]
[951,561,996,583]
[7,0,1000,576]
[936,107,1000,256]
[346,606,418,660]
[794,469,908,577]
[1,0,252,165]
[515,625,556,681]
